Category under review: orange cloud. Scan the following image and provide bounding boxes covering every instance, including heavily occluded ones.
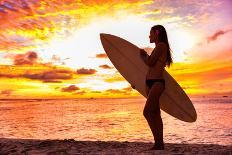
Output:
[73,90,86,95]
[0,73,18,78]
[166,60,232,96]
[207,29,232,43]
[104,72,125,82]
[43,80,62,83]
[0,64,74,83]
[0,0,153,52]
[105,89,128,94]
[122,86,133,91]
[99,64,113,69]
[195,66,231,82]
[186,25,232,63]
[61,85,80,92]
[23,70,73,81]
[76,68,97,75]
[0,89,12,96]
[96,53,108,58]
[102,87,139,98]
[4,51,39,65]
[91,91,101,93]
[14,51,38,65]
[1,50,79,83]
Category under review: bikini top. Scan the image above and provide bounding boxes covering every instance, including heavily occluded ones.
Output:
[150,43,167,65]
[152,51,166,65]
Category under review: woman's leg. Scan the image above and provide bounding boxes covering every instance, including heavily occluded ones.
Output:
[143,82,165,147]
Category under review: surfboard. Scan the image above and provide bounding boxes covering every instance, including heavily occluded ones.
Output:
[100,33,197,122]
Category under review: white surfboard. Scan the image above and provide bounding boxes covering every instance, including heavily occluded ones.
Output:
[100,33,197,122]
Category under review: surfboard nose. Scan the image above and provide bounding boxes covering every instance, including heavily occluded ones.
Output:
[100,33,108,46]
[100,33,104,38]
[100,33,107,43]
[100,33,114,41]
[100,33,108,39]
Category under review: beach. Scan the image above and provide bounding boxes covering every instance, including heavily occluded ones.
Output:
[0,138,231,154]
[0,97,231,154]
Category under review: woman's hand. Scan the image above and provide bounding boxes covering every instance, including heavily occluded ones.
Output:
[140,49,147,63]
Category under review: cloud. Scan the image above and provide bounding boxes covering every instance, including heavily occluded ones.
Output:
[5,51,70,67]
[207,29,232,43]
[76,68,97,75]
[96,53,108,58]
[0,0,153,52]
[51,55,70,65]
[0,0,33,14]
[104,73,125,82]
[0,73,18,78]
[54,86,60,90]
[0,89,12,96]
[23,70,73,81]
[186,26,232,62]
[0,0,230,55]
[73,90,86,95]
[106,89,125,94]
[99,64,113,69]
[0,1,18,12]
[167,61,232,96]
[43,80,62,83]
[1,50,76,83]
[122,86,133,91]
[141,0,228,29]
[61,85,80,92]
[91,91,101,93]
[0,66,74,83]
[51,54,61,62]
[195,66,232,83]
[18,0,34,14]
[181,86,192,90]
[5,51,38,65]
[170,63,232,82]
[105,88,131,95]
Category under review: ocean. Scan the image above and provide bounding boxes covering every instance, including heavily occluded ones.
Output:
[0,97,231,145]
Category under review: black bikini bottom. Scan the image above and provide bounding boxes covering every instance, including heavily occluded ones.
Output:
[146,79,165,89]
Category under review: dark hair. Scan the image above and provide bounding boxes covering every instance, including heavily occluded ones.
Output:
[151,25,173,68]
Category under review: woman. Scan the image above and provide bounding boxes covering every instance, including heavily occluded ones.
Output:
[140,25,173,150]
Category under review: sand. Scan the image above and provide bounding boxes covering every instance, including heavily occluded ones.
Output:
[0,138,231,155]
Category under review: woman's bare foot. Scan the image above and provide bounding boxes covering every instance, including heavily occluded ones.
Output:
[149,143,164,150]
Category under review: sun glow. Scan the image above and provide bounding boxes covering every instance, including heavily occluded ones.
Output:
[168,28,197,62]
[39,15,152,69]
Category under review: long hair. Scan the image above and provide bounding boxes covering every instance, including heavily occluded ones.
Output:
[151,25,173,68]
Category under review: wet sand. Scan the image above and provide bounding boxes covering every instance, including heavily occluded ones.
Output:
[0,138,231,154]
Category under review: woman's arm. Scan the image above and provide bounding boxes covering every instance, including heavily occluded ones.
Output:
[140,49,149,63]
[142,43,166,66]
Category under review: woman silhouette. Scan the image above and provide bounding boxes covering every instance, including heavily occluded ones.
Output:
[140,25,173,150]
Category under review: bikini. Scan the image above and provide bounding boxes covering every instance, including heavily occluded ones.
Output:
[146,79,165,89]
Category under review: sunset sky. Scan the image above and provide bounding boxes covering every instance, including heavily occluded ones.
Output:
[0,0,231,99]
